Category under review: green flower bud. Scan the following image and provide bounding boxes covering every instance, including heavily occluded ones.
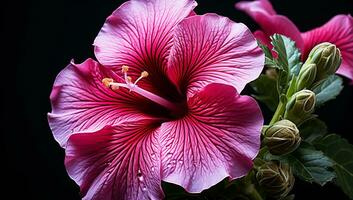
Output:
[256,161,295,199]
[296,63,317,91]
[264,120,301,155]
[305,42,342,81]
[284,90,316,124]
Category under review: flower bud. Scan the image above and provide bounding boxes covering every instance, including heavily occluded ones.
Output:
[296,63,317,91]
[284,90,316,124]
[264,120,301,155]
[305,42,342,81]
[256,161,294,199]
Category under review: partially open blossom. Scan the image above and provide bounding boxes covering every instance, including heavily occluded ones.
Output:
[236,0,353,83]
[48,0,264,199]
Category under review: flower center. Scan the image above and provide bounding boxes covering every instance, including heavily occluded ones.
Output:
[102,65,181,114]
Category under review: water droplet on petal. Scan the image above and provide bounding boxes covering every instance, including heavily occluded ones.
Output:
[166,153,173,158]
[178,160,183,165]
[151,166,156,171]
[151,153,156,158]
[137,169,144,181]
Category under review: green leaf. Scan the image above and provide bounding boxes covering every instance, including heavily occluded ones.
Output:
[299,118,328,143]
[289,144,335,185]
[312,75,344,106]
[250,74,279,111]
[265,143,335,186]
[276,70,289,95]
[315,134,353,199]
[271,34,301,76]
[258,41,277,67]
[270,34,301,95]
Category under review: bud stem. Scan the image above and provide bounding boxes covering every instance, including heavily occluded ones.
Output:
[269,77,298,125]
[244,184,264,200]
[270,101,286,125]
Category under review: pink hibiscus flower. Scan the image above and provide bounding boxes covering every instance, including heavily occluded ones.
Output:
[236,0,353,83]
[48,0,264,199]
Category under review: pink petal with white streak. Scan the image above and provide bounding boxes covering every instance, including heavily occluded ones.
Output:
[160,83,263,193]
[65,120,162,200]
[302,15,353,82]
[167,14,264,96]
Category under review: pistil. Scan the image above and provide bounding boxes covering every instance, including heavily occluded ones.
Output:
[102,66,178,112]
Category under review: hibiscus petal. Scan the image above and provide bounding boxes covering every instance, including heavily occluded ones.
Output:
[302,15,353,82]
[93,0,197,74]
[235,0,304,51]
[167,14,264,96]
[48,59,154,147]
[65,120,163,200]
[159,83,263,193]
[254,30,272,49]
[235,0,276,16]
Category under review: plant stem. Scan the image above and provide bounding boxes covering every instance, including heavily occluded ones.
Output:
[269,77,297,125]
[269,100,285,125]
[245,184,263,200]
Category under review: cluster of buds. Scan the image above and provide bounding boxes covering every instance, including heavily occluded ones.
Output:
[296,42,342,91]
[264,120,301,155]
[255,43,342,199]
[256,161,295,199]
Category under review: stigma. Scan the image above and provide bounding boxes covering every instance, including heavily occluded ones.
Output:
[102,65,177,112]
[102,66,148,90]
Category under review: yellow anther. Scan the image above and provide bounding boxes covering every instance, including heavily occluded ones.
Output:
[102,78,113,88]
[127,76,132,83]
[122,65,129,73]
[141,71,149,78]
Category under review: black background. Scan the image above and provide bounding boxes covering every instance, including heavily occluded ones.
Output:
[2,0,353,199]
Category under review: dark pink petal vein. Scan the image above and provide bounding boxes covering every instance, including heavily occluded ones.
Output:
[160,83,263,193]
[93,0,197,82]
[93,0,197,99]
[48,59,153,147]
[168,14,264,96]
[48,0,265,199]
[65,120,163,200]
